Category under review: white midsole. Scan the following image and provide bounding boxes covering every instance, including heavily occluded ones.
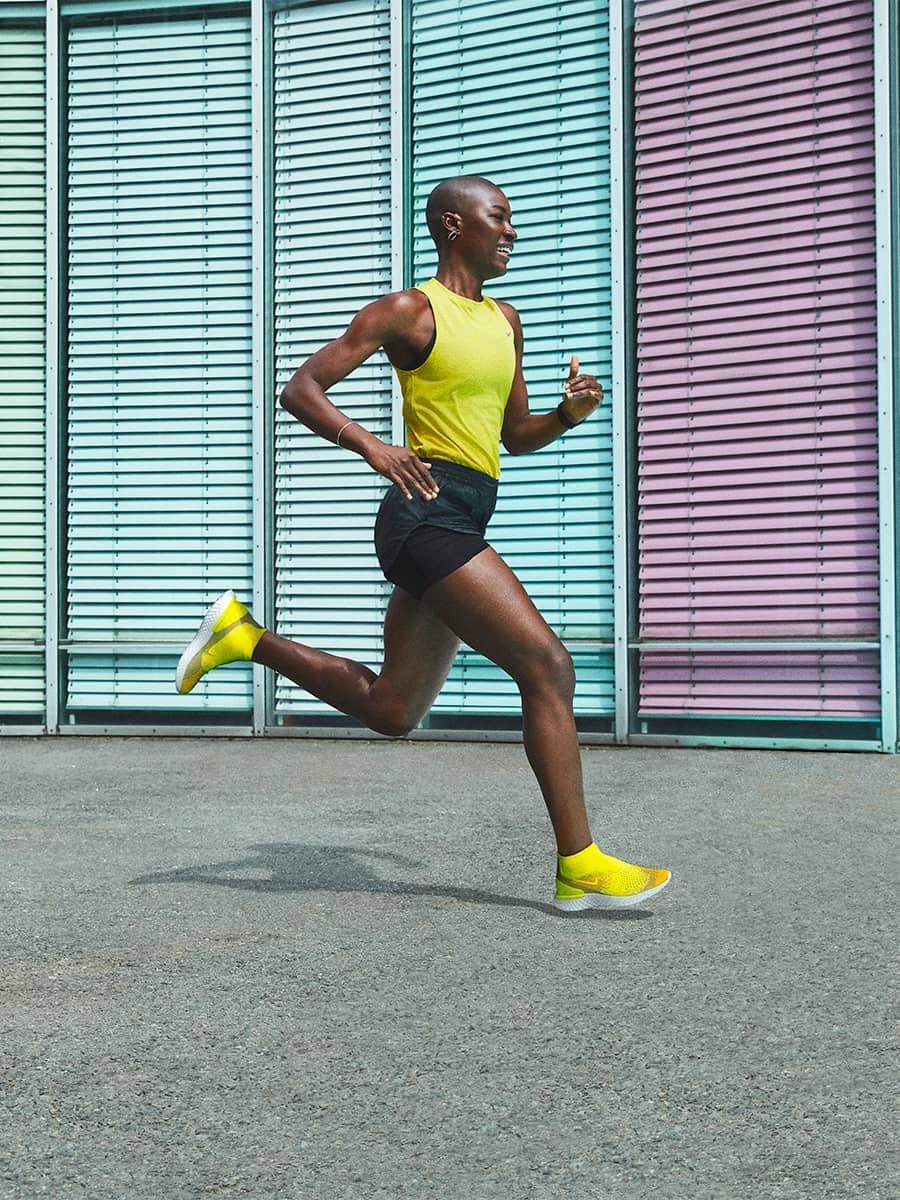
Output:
[553,876,670,912]
[174,589,235,692]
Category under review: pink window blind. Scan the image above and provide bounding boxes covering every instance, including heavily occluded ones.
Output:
[633,0,880,719]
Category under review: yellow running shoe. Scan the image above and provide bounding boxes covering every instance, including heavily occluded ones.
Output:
[554,854,671,912]
[175,590,264,695]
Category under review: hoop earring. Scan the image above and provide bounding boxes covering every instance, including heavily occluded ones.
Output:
[447,229,459,241]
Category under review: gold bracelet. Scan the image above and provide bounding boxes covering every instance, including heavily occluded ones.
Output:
[335,420,355,448]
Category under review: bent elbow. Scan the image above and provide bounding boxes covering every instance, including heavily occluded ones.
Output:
[279,373,308,419]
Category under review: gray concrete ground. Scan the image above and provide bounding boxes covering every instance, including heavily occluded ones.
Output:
[0,737,896,1200]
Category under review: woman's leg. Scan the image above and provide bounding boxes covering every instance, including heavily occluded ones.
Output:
[422,547,592,855]
[252,586,460,738]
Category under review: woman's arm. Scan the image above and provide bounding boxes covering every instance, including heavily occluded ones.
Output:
[279,290,439,500]
[498,302,603,456]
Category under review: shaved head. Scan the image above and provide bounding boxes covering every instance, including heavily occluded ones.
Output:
[425,175,505,241]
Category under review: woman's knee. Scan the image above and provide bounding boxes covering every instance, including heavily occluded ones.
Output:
[517,634,575,701]
[371,715,416,739]
[367,688,421,739]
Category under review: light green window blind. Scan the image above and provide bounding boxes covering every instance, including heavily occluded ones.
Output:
[411,0,615,718]
[273,0,394,717]
[0,26,45,715]
[64,15,253,713]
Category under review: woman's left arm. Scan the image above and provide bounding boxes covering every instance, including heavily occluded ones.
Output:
[499,302,603,456]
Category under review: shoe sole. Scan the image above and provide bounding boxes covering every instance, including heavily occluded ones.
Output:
[175,589,236,694]
[553,874,671,912]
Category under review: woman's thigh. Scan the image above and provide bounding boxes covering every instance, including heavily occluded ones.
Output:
[422,547,571,687]
[372,585,462,722]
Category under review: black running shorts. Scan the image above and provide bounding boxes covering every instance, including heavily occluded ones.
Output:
[386,524,488,599]
[374,459,498,599]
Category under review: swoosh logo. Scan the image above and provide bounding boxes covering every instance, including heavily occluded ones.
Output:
[183,613,258,679]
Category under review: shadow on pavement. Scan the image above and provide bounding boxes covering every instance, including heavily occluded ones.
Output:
[130,842,653,920]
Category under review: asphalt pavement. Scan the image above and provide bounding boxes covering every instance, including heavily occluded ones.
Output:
[1,736,897,1199]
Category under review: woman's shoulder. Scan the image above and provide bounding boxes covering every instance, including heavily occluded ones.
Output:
[492,297,521,329]
[371,286,433,322]
[352,287,433,341]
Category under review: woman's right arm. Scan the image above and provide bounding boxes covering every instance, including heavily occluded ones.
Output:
[279,292,439,501]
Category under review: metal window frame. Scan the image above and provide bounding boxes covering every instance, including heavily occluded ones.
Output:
[390,0,408,446]
[617,0,893,754]
[252,0,268,734]
[0,14,49,733]
[873,0,899,752]
[50,0,258,733]
[609,0,630,744]
[2,0,897,753]
[261,0,403,732]
[45,0,62,734]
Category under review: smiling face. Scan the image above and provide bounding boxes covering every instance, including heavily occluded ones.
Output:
[427,176,518,280]
[463,186,517,279]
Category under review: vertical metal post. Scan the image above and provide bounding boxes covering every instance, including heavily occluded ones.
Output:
[44,0,61,734]
[873,0,897,752]
[609,0,631,743]
[251,0,267,735]
[389,0,407,446]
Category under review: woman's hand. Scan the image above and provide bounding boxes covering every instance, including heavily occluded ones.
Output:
[560,355,603,425]
[363,442,440,501]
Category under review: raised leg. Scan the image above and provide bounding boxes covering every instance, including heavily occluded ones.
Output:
[422,547,592,855]
[252,586,460,737]
[252,544,593,854]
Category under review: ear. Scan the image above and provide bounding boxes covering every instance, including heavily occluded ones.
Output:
[442,211,461,239]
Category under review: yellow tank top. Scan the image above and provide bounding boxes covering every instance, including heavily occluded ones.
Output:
[393,276,516,480]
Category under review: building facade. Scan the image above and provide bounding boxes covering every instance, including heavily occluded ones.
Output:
[1,0,898,750]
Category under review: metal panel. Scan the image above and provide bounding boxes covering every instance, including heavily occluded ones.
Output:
[873,0,898,751]
[633,0,881,721]
[610,0,632,741]
[0,24,45,714]
[411,0,615,716]
[64,14,254,712]
[251,0,267,733]
[272,0,394,715]
[44,0,61,733]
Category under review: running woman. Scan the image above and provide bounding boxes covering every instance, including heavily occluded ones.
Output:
[176,175,670,911]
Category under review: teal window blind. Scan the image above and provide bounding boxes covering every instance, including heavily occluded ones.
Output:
[272,0,394,717]
[0,26,45,715]
[411,0,615,717]
[64,14,253,713]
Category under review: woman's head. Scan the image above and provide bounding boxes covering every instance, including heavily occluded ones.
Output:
[426,176,517,279]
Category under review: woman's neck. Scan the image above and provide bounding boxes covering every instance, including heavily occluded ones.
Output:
[433,263,485,301]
